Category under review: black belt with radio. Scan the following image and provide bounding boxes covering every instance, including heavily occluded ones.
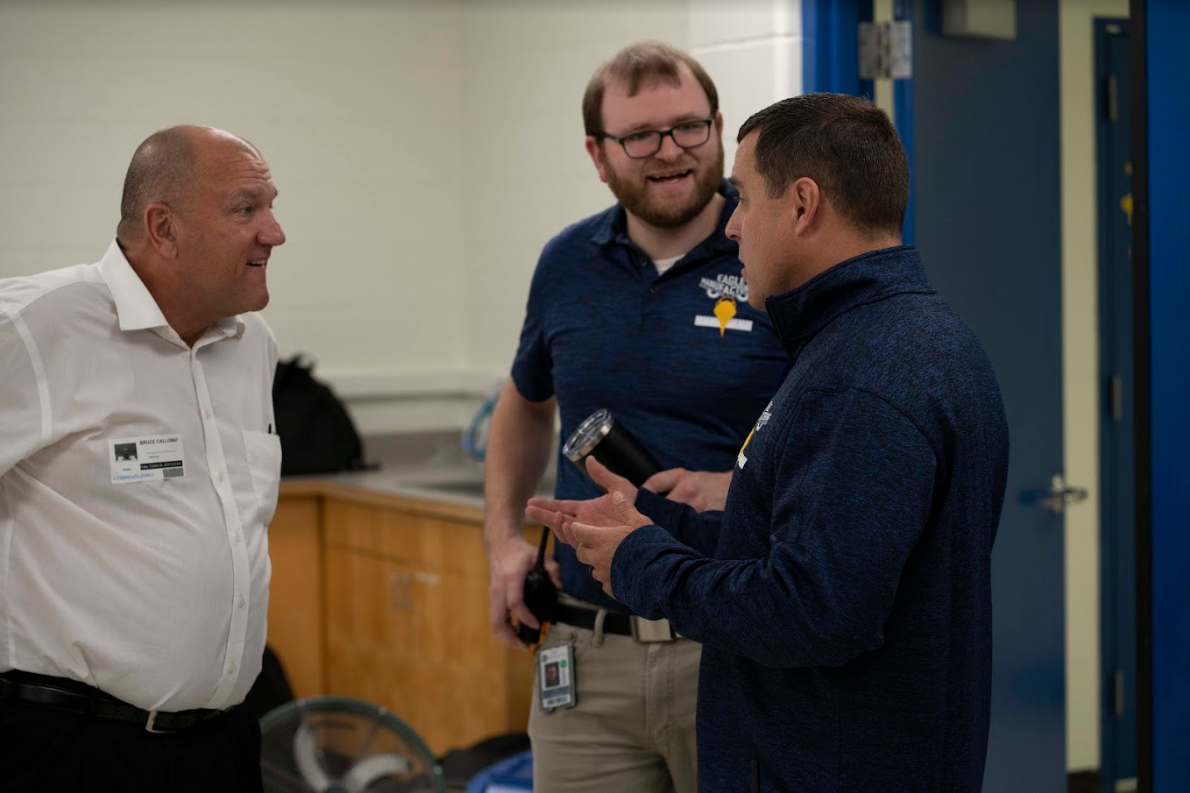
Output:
[514,409,660,645]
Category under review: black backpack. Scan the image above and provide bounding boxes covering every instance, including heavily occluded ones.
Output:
[272,355,367,476]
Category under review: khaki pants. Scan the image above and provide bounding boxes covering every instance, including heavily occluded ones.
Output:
[529,615,701,793]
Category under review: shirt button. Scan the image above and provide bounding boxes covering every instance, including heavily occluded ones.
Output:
[227,662,236,675]
[216,471,225,483]
[203,409,212,420]
[234,533,243,544]
[238,596,246,609]
[649,285,658,294]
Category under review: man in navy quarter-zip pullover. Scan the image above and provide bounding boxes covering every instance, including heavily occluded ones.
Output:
[529,93,1010,792]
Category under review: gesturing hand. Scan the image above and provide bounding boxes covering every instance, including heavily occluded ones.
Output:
[525,458,652,599]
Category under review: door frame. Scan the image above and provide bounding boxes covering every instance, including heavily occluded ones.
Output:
[1129,0,1190,790]
[1094,16,1135,791]
[801,0,914,242]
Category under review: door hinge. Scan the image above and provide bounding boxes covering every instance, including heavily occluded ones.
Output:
[1114,669,1125,718]
[1109,373,1124,421]
[1104,74,1119,123]
[859,20,913,80]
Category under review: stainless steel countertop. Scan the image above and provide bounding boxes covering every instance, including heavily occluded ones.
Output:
[322,465,556,510]
[280,429,558,509]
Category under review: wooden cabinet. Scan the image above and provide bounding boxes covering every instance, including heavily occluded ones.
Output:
[265,494,323,699]
[267,483,536,755]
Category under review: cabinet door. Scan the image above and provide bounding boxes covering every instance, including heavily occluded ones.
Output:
[322,498,538,753]
[324,544,514,753]
[324,544,417,717]
[267,496,324,698]
[405,566,507,752]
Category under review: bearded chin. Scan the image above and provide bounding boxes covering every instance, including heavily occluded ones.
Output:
[606,146,724,229]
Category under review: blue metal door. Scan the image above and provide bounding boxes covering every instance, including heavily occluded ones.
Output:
[911,1,1067,790]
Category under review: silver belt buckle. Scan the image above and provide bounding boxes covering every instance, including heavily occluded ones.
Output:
[631,615,676,643]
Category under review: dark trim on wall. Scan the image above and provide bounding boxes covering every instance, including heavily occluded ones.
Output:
[1127,1,1151,791]
[892,0,914,245]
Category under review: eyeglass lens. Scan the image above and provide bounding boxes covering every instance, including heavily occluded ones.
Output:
[622,121,711,158]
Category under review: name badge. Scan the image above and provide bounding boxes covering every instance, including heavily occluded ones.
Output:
[537,642,577,711]
[109,435,185,484]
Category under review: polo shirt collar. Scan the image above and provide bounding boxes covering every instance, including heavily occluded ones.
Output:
[96,240,245,341]
[590,180,740,261]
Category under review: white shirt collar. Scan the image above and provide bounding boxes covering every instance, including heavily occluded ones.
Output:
[95,239,245,341]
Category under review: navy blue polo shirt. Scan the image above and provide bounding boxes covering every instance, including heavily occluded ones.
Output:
[511,182,788,609]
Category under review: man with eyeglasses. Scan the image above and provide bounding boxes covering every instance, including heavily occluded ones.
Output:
[483,41,786,793]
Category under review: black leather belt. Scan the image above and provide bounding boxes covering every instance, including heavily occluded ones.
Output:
[553,602,634,635]
[0,671,222,732]
[551,602,678,642]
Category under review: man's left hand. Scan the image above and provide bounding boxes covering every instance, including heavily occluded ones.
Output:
[526,468,652,599]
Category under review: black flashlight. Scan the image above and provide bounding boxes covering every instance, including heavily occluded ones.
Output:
[562,409,660,487]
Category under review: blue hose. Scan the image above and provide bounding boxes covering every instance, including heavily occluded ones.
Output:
[462,390,499,462]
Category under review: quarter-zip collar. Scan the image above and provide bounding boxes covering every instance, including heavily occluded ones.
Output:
[765,245,935,362]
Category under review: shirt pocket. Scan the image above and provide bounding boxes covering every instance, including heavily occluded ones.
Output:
[242,429,282,528]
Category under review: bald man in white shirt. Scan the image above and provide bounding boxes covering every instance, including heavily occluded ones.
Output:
[0,125,286,792]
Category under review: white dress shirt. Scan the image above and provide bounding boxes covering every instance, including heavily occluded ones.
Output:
[0,241,280,712]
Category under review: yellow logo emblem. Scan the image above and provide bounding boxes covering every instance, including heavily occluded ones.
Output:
[713,297,737,337]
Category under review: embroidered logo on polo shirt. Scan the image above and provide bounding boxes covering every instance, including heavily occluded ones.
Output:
[700,273,748,301]
[737,401,773,470]
[695,274,753,335]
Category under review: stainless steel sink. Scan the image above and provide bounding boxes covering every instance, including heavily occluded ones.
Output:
[418,479,487,497]
[394,474,556,501]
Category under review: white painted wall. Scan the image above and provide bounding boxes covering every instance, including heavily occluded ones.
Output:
[1060,0,1130,773]
[0,0,798,433]
[0,0,472,431]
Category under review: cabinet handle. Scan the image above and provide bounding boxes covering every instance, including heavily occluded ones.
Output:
[389,572,412,611]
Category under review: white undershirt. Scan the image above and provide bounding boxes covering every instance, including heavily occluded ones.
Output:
[0,241,279,712]
[653,254,684,275]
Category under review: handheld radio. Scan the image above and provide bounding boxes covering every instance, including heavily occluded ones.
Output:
[515,526,557,646]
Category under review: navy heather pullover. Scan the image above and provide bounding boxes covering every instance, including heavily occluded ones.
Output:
[613,246,1009,792]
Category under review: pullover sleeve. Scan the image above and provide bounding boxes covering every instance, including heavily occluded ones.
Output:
[634,488,723,556]
[612,388,936,669]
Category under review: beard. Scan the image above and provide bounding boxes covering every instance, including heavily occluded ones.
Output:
[603,142,725,229]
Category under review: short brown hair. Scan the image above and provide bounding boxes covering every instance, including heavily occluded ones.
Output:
[582,41,719,136]
[737,94,908,236]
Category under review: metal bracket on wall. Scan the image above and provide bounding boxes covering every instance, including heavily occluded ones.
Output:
[859,20,913,80]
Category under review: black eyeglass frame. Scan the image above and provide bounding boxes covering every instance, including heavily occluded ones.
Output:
[596,117,716,160]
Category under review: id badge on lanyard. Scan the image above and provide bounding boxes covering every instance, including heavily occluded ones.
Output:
[537,641,577,711]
